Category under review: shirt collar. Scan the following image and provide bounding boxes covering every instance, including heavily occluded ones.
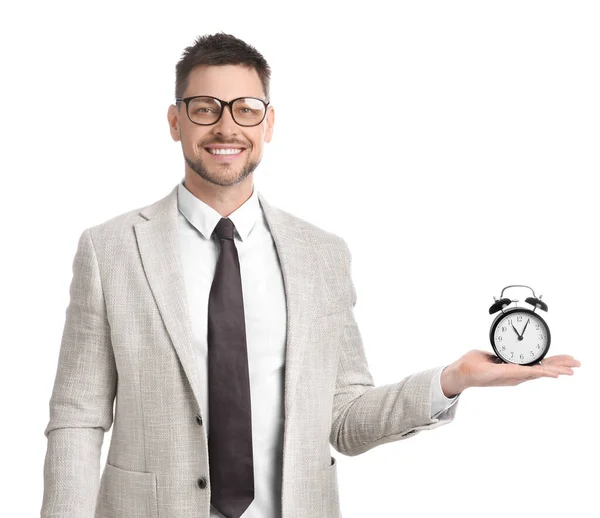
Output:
[177,179,261,242]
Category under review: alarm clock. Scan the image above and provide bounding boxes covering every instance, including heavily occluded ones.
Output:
[489,285,550,366]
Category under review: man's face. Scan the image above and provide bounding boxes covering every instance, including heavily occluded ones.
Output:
[168,64,274,188]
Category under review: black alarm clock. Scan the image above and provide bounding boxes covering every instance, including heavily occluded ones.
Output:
[489,285,550,366]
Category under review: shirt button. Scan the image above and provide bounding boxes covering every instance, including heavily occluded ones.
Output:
[197,477,207,489]
[195,414,203,426]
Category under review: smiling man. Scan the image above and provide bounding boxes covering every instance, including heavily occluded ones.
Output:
[41,32,581,518]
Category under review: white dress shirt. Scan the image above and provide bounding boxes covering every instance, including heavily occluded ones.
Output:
[176,178,459,517]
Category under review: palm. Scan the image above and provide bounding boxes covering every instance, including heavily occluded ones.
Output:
[457,349,580,388]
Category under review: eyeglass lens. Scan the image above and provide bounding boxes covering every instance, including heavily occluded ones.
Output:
[187,97,266,126]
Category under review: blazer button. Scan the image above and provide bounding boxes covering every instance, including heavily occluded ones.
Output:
[195,414,203,426]
[197,477,207,489]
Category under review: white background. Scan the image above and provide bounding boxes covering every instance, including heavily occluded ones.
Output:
[1,1,598,516]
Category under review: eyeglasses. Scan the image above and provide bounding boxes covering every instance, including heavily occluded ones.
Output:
[175,95,270,127]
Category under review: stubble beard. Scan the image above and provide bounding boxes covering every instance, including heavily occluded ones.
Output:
[184,150,260,188]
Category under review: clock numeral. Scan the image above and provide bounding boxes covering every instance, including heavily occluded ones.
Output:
[539,334,545,340]
[507,319,513,325]
[537,344,541,349]
[535,324,541,330]
[501,345,506,351]
[501,326,507,332]
[497,336,503,342]
[517,315,523,322]
[530,351,534,356]
[510,352,514,358]
[520,354,524,360]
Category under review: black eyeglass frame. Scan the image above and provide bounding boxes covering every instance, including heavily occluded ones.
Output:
[175,95,270,127]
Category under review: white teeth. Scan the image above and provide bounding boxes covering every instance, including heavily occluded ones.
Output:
[208,148,243,155]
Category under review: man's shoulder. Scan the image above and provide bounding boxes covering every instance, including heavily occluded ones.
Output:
[91,205,144,231]
[85,186,176,243]
[265,199,350,256]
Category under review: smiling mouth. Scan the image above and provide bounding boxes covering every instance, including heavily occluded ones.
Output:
[205,147,245,156]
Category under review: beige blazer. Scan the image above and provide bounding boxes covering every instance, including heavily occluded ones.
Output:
[41,184,458,517]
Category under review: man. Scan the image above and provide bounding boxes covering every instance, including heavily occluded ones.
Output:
[41,33,580,518]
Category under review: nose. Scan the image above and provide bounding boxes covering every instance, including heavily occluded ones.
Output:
[212,104,238,136]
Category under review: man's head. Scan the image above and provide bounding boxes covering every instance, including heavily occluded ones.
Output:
[167,33,274,189]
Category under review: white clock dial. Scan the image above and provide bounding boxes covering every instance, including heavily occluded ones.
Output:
[493,310,549,364]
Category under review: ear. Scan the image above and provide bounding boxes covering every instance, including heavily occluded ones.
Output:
[264,105,275,143]
[167,104,181,142]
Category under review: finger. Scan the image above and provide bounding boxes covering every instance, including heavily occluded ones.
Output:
[530,364,560,378]
[542,355,581,368]
[543,359,580,370]
[504,364,555,381]
[535,364,574,377]
[545,366,574,376]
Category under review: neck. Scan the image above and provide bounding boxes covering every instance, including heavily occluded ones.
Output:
[183,172,254,218]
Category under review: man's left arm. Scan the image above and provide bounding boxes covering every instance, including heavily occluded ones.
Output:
[329,240,460,457]
[329,240,580,457]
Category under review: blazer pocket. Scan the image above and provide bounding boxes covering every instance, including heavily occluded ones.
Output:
[327,454,337,469]
[322,455,341,518]
[96,462,158,518]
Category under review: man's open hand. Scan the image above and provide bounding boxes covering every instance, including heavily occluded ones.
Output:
[440,349,581,398]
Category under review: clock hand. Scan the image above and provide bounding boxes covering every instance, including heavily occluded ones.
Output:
[520,318,530,338]
[511,324,521,338]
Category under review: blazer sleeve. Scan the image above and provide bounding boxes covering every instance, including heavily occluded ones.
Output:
[329,239,459,457]
[41,228,117,517]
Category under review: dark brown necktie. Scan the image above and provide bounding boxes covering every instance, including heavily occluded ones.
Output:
[207,217,254,518]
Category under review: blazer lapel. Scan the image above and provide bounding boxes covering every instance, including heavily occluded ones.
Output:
[257,192,318,404]
[258,191,320,505]
[134,186,203,411]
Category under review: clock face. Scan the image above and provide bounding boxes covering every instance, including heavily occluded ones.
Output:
[491,309,550,365]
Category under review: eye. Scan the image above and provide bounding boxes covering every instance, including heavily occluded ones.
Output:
[194,107,217,114]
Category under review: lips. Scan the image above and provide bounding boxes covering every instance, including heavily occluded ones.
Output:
[207,148,242,154]
[204,143,247,150]
[203,147,246,161]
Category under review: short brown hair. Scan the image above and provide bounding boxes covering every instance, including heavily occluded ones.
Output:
[175,32,271,100]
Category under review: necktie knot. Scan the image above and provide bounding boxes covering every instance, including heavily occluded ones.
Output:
[213,217,235,241]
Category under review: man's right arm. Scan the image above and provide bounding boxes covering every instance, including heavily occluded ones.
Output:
[41,228,117,517]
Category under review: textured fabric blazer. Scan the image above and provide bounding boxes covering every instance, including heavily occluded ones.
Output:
[42,184,458,517]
